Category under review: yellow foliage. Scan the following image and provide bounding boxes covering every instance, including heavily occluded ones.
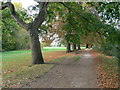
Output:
[12,2,23,10]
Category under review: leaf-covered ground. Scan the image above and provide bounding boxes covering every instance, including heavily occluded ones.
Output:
[90,50,119,88]
[2,49,118,88]
[2,48,79,88]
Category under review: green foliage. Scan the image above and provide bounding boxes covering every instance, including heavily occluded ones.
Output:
[46,3,66,23]
[93,32,120,58]
[97,2,119,19]
[1,8,29,51]
[98,24,120,58]
[101,42,119,57]
[99,55,118,74]
[15,28,30,50]
[1,9,19,51]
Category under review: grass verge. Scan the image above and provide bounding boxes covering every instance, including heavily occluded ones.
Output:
[99,55,118,74]
[2,56,66,88]
[96,55,119,88]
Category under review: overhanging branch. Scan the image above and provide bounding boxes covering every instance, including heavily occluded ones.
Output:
[59,2,91,24]
[0,2,29,30]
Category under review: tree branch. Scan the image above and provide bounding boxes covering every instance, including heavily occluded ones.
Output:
[32,2,48,29]
[0,2,29,30]
[59,2,91,24]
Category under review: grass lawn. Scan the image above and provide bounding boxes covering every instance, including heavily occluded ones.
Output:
[42,47,66,52]
[2,47,66,71]
[1,47,67,87]
[1,47,83,87]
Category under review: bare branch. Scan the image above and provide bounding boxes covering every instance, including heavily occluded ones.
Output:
[0,2,29,30]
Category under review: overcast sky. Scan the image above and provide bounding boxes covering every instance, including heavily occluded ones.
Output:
[0,0,37,8]
[11,0,37,9]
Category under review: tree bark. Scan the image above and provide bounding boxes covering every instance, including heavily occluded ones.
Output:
[29,29,44,64]
[72,43,76,51]
[90,44,93,48]
[77,44,81,50]
[66,43,71,53]
[86,44,89,48]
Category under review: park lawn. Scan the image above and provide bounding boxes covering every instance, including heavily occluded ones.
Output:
[2,46,83,73]
[2,47,66,72]
[2,47,66,87]
[2,47,80,87]
[42,47,66,52]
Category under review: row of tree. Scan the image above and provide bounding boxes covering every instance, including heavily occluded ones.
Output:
[1,2,119,64]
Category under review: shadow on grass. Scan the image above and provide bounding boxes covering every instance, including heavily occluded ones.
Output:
[44,62,57,64]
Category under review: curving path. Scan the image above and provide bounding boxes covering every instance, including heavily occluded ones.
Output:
[22,49,98,88]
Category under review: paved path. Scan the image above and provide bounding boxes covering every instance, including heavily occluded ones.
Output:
[22,50,98,88]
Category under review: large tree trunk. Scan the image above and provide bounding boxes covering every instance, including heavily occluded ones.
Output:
[66,43,71,53]
[77,44,81,50]
[72,43,76,51]
[29,29,44,64]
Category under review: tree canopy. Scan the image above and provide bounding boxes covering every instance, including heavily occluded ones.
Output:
[1,1,120,64]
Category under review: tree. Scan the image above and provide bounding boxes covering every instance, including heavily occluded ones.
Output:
[1,2,119,64]
[77,44,81,50]
[66,43,71,53]
[1,8,19,51]
[40,14,65,46]
[1,2,30,51]
[95,2,120,59]
[1,2,48,64]
[1,2,70,64]
[96,2,119,26]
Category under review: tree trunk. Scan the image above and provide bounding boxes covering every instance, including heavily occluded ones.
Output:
[72,43,76,51]
[29,29,44,64]
[91,44,93,48]
[86,44,89,48]
[66,43,71,53]
[1,2,47,65]
[77,44,81,50]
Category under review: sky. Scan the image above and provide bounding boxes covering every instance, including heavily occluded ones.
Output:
[11,0,37,9]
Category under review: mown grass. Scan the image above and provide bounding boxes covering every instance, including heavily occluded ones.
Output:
[1,47,66,87]
[2,47,66,72]
[42,47,66,52]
